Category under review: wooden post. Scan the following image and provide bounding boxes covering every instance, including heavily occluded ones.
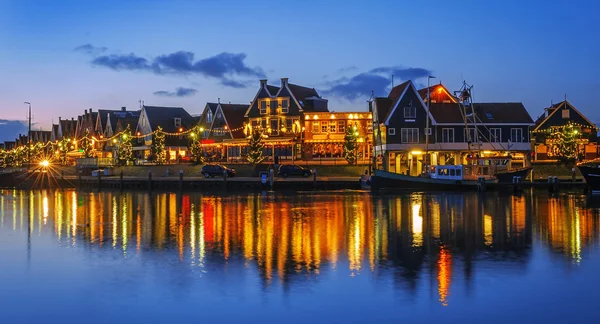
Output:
[269,169,274,189]
[313,168,317,189]
[97,172,102,190]
[223,169,227,190]
[148,170,152,191]
[119,170,124,191]
[179,169,183,190]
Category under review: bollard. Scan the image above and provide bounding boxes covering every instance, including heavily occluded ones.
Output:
[269,169,274,189]
[313,168,317,189]
[97,172,102,190]
[548,176,553,193]
[148,170,152,191]
[223,169,227,189]
[553,176,559,193]
[179,169,183,190]
[120,170,124,190]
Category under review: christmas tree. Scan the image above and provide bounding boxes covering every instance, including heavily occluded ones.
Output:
[343,125,358,165]
[118,126,133,165]
[246,128,265,168]
[58,138,72,165]
[81,129,94,158]
[547,123,583,164]
[188,125,205,164]
[153,126,167,165]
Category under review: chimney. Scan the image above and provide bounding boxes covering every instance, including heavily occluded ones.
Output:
[121,107,126,111]
[368,101,373,113]
[58,117,61,121]
[260,79,267,88]
[85,109,88,114]
[281,78,289,87]
[218,98,220,104]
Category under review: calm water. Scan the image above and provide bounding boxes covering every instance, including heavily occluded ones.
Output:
[1,189,599,323]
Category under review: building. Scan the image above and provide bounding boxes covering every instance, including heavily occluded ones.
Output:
[136,105,196,161]
[194,101,248,162]
[532,100,599,161]
[57,117,77,140]
[372,80,534,175]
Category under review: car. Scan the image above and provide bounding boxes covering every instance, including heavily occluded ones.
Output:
[201,164,236,178]
[278,164,312,178]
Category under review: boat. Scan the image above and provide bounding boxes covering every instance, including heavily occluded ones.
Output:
[578,162,600,194]
[372,164,497,190]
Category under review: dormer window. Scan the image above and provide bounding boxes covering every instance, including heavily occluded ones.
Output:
[260,101,268,114]
[174,117,181,128]
[207,111,213,123]
[404,106,416,119]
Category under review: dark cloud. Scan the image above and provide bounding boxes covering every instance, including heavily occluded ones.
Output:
[74,44,107,55]
[84,46,265,88]
[153,87,198,98]
[322,66,433,101]
[0,120,28,143]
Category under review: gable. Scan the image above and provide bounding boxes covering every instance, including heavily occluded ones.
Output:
[533,101,597,131]
[245,86,273,118]
[384,81,435,126]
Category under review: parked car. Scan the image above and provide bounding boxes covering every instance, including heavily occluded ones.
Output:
[278,164,312,178]
[201,164,236,178]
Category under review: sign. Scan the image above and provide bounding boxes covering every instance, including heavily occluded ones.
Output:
[201,139,215,144]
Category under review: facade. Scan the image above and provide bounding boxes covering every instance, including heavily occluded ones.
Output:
[57,117,77,140]
[373,80,534,175]
[532,100,599,161]
[136,105,196,161]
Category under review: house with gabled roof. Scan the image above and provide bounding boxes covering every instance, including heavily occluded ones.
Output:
[57,117,77,140]
[532,100,599,161]
[372,80,534,175]
[135,105,196,161]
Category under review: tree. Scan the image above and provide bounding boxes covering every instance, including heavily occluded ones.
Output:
[118,126,133,165]
[58,138,72,165]
[188,125,205,164]
[547,124,584,164]
[81,129,94,158]
[246,128,265,169]
[152,126,167,165]
[343,125,359,165]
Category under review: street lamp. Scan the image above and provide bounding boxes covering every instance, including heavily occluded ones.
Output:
[24,102,31,167]
[425,76,436,167]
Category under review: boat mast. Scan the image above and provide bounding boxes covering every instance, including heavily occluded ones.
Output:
[455,81,475,163]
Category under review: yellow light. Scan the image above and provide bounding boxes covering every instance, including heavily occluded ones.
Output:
[305,115,310,120]
[348,114,353,119]
[112,139,117,143]
[122,134,128,139]
[313,115,319,120]
[281,127,287,132]
[574,130,578,134]
[330,114,335,119]
[354,132,359,136]
[437,87,443,94]
[482,151,492,154]
[178,127,183,132]
[224,125,228,130]
[190,132,196,137]
[200,127,205,132]
[40,160,49,167]
[369,114,372,119]
[411,150,424,155]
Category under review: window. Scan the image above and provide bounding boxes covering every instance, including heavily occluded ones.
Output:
[490,128,501,142]
[216,112,222,119]
[562,109,570,119]
[485,112,494,120]
[388,128,396,136]
[464,128,477,143]
[329,121,336,133]
[207,111,213,123]
[425,128,432,135]
[271,119,279,135]
[251,119,259,127]
[260,101,268,114]
[449,169,456,176]
[261,118,268,128]
[312,121,320,133]
[404,106,416,119]
[281,99,289,113]
[270,100,278,113]
[401,128,419,143]
[442,128,454,143]
[338,121,346,133]
[510,128,523,142]
[286,118,293,130]
[456,169,462,177]
[321,121,329,133]
[203,130,209,138]
[174,118,181,128]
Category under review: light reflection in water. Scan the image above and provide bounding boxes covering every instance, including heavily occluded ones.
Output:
[3,190,600,307]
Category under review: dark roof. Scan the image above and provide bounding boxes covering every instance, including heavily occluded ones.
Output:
[97,109,121,130]
[374,97,393,123]
[287,83,319,100]
[379,81,411,122]
[220,104,249,139]
[108,110,140,133]
[266,85,280,96]
[59,119,77,138]
[206,103,219,113]
[428,102,533,124]
[143,106,194,133]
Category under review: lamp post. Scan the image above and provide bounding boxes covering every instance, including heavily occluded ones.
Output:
[425,76,436,168]
[24,102,31,168]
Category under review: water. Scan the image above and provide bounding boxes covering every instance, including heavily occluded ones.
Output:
[0,189,599,323]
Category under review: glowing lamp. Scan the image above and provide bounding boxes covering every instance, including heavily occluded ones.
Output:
[113,139,117,143]
[224,125,228,130]
[330,114,335,119]
[305,115,310,120]
[190,132,196,137]
[411,150,424,155]
[313,115,318,120]
[437,87,443,94]
[178,127,183,132]
[40,160,49,167]
[99,135,104,139]
[136,132,141,136]
[200,127,204,132]
[281,127,287,133]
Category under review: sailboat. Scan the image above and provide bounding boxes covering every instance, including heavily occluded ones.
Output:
[371,81,532,190]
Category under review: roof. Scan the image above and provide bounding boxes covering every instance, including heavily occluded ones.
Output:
[220,103,249,139]
[97,109,122,130]
[428,102,533,124]
[533,100,596,131]
[206,103,219,113]
[59,119,77,138]
[266,85,280,96]
[287,83,319,101]
[108,110,140,133]
[417,84,456,101]
[143,106,194,133]
[373,97,393,123]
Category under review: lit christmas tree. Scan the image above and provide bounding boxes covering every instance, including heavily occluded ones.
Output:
[81,129,94,158]
[58,138,72,165]
[246,128,265,169]
[153,126,167,165]
[547,123,584,164]
[188,125,205,164]
[118,126,133,165]
[343,125,359,165]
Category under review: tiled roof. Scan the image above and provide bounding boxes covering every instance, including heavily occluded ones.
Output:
[143,106,194,133]
[220,104,249,139]
[428,102,533,124]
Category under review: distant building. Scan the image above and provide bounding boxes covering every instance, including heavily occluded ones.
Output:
[532,100,599,161]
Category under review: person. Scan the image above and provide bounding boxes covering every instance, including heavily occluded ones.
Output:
[360,169,371,187]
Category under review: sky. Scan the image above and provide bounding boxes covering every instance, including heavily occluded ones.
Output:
[1,0,599,142]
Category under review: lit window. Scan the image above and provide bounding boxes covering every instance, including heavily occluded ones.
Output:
[321,121,328,133]
[329,121,336,133]
[312,121,320,133]
[260,101,268,114]
[338,121,346,133]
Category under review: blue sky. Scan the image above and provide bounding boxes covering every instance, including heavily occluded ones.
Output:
[1,0,599,141]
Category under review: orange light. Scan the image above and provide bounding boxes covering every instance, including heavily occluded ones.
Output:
[136,132,141,136]
[437,87,443,94]
[178,127,183,132]
[224,125,228,130]
[99,135,104,139]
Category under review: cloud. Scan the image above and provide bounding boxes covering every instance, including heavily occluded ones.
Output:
[0,120,28,143]
[81,45,265,88]
[322,66,432,101]
[74,44,107,55]
[335,66,358,73]
[153,87,198,98]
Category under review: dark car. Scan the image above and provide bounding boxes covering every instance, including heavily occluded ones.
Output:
[278,164,312,178]
[201,164,236,178]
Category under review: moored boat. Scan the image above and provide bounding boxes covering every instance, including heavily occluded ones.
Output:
[371,164,497,190]
[578,162,600,194]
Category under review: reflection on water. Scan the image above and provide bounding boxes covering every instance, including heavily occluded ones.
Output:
[1,189,600,312]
